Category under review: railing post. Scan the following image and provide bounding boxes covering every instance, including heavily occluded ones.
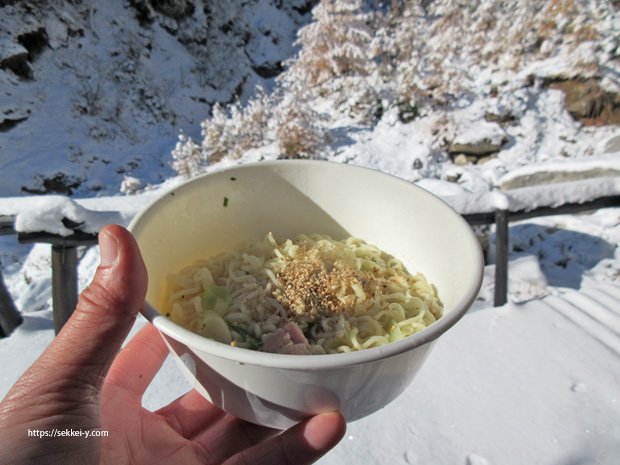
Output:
[51,245,78,334]
[1,217,23,335]
[0,265,22,336]
[494,209,509,307]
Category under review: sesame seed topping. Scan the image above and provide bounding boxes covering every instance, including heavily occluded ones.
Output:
[271,247,368,318]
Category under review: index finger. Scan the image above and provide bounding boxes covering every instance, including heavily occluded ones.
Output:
[104,323,169,400]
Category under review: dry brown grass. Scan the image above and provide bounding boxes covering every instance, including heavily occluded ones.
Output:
[572,23,599,43]
[545,0,578,17]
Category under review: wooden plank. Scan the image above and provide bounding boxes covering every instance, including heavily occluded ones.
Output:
[18,230,98,246]
[461,212,495,226]
[494,209,509,307]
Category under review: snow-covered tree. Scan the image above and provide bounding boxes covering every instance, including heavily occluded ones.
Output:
[171,133,203,178]
[202,88,271,162]
[271,87,329,158]
[372,0,610,115]
[285,0,375,87]
[172,88,271,175]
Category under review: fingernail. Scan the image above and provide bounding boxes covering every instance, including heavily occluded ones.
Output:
[302,412,346,451]
[99,230,119,267]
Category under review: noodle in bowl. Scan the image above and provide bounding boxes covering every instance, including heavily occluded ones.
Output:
[166,233,443,355]
[130,161,483,428]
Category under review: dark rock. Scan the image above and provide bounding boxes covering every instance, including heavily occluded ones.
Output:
[129,0,195,23]
[252,61,284,79]
[21,173,83,195]
[0,40,30,77]
[484,111,517,125]
[292,0,318,16]
[151,0,195,19]
[546,78,620,126]
[448,122,507,158]
[17,26,48,58]
[0,9,48,79]
[0,106,31,131]
[128,0,156,24]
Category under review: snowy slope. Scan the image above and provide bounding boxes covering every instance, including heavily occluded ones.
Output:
[0,0,311,196]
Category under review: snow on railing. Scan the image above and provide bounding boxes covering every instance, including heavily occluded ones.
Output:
[442,176,620,216]
[1,180,619,336]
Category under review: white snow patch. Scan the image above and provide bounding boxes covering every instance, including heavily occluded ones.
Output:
[453,121,506,146]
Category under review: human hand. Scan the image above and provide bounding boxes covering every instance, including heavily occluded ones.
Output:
[0,224,346,464]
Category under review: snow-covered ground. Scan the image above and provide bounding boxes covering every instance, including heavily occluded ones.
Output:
[2,281,620,465]
[1,0,620,463]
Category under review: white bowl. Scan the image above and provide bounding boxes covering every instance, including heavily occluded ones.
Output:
[130,160,483,429]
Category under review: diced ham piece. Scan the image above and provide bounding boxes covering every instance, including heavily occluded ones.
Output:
[262,322,312,355]
[285,321,308,344]
[261,328,290,353]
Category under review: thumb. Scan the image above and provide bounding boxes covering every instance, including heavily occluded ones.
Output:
[37,224,148,390]
[0,225,147,462]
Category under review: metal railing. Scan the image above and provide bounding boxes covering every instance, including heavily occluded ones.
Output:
[461,194,620,306]
[0,216,97,336]
[1,193,619,337]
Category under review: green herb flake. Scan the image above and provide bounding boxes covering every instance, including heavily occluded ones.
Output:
[230,176,237,181]
[223,196,229,207]
[229,323,262,350]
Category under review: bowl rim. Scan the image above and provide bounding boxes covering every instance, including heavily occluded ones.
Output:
[132,160,484,369]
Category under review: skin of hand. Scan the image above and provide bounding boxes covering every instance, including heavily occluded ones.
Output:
[0,224,346,465]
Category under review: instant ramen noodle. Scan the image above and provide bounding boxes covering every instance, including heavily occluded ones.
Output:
[164,233,443,355]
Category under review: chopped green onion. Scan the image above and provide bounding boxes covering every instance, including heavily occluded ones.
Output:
[202,284,231,316]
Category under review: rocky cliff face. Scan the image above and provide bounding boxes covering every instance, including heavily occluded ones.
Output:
[0,0,314,195]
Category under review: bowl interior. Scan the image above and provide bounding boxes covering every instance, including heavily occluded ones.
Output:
[130,161,482,364]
